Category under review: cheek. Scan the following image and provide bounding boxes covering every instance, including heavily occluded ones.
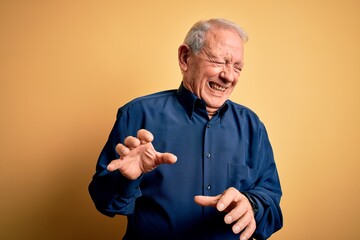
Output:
[228,84,237,94]
[196,71,209,85]
[231,77,240,88]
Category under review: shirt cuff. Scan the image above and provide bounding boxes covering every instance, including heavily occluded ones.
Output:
[243,192,259,215]
[112,170,142,197]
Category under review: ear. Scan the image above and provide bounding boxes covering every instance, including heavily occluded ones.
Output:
[178,44,191,72]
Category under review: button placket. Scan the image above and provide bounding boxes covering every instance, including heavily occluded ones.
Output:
[203,122,212,192]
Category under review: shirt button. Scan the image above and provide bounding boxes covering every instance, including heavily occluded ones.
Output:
[207,124,211,128]
[206,185,211,190]
[206,153,211,158]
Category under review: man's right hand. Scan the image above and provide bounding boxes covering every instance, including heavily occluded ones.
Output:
[107,129,177,180]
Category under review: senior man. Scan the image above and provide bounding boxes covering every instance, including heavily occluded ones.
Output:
[89,18,283,240]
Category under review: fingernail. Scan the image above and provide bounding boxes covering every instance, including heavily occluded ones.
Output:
[107,163,114,171]
[218,203,225,211]
[233,225,241,233]
[225,215,233,224]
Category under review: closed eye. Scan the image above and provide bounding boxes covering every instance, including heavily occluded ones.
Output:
[205,56,243,73]
[210,59,226,67]
[234,64,243,72]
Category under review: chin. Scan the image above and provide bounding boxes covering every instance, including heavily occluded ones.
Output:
[203,94,227,108]
[206,100,226,109]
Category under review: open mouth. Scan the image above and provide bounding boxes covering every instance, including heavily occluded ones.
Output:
[209,82,226,92]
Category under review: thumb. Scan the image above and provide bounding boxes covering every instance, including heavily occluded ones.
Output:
[194,195,221,207]
[156,152,177,165]
[107,159,123,172]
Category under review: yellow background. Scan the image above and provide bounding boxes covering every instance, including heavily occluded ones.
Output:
[1,0,359,239]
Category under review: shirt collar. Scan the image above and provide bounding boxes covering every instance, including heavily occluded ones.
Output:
[176,82,229,120]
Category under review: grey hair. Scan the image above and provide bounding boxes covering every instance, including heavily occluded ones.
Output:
[183,18,249,54]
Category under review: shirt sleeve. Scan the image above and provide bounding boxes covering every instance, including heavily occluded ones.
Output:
[88,109,142,217]
[245,122,283,239]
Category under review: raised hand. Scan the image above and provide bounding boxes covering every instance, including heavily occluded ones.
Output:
[107,129,177,180]
[194,187,256,240]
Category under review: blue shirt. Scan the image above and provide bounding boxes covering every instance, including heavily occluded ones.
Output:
[89,83,283,240]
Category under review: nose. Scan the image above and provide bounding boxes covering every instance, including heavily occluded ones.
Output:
[219,64,238,83]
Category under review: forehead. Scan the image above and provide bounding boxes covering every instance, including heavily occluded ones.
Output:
[202,28,244,60]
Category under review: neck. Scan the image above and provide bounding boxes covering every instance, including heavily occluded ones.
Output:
[206,106,219,119]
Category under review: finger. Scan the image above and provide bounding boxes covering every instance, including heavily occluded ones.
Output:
[224,197,249,224]
[194,195,221,207]
[156,152,177,165]
[115,143,130,157]
[124,136,141,149]
[137,129,154,144]
[239,218,256,240]
[107,159,123,172]
[217,187,242,211]
[230,207,255,235]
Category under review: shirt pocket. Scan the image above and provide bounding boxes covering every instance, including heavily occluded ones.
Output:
[227,164,259,191]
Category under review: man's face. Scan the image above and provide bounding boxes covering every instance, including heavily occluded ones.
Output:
[181,28,244,110]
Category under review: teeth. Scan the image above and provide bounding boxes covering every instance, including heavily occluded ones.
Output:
[210,83,226,92]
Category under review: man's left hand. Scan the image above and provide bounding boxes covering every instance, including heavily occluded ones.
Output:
[194,187,256,240]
